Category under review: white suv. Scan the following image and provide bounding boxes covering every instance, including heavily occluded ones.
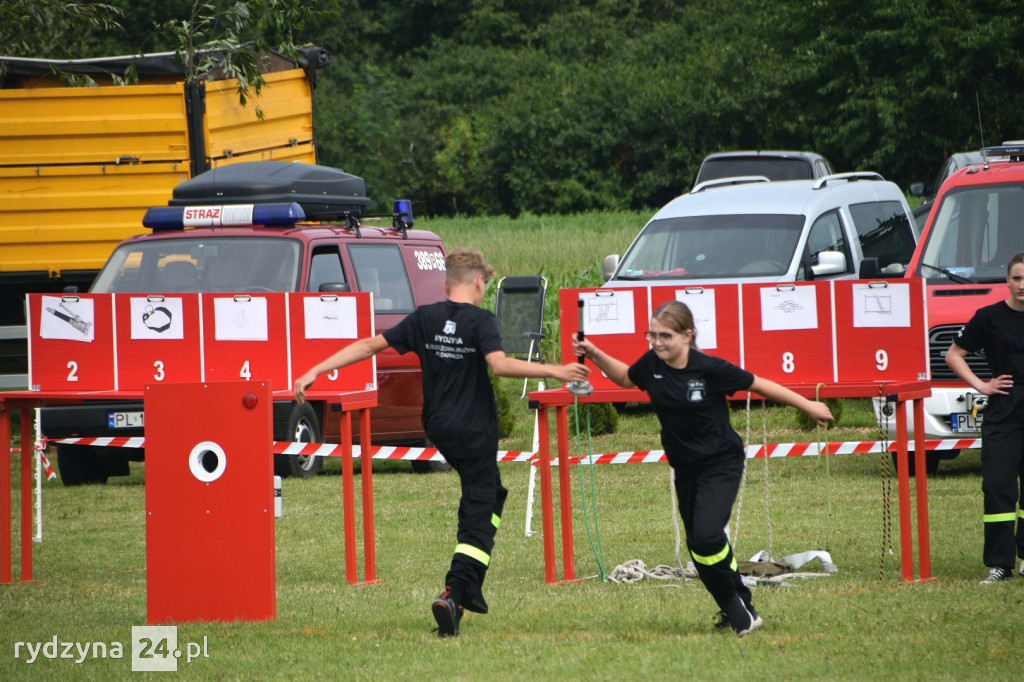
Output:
[603,173,917,286]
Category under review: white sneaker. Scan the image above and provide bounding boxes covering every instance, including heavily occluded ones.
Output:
[736,610,763,637]
[980,567,1013,584]
[1019,560,1024,577]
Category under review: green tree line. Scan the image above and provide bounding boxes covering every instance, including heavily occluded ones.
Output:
[4,0,1023,217]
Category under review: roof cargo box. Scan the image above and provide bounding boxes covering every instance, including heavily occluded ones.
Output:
[169,161,371,217]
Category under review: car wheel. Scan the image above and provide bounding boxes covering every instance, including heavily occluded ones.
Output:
[56,444,109,486]
[278,402,323,478]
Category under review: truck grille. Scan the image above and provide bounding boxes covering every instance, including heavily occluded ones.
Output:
[929,324,990,381]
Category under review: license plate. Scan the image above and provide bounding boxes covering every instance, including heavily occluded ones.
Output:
[950,412,981,433]
[108,411,144,429]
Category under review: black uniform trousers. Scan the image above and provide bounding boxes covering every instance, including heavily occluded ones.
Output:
[980,398,1024,569]
[670,450,753,613]
[443,454,508,601]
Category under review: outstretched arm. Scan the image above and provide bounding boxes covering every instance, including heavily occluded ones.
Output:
[748,376,834,425]
[294,334,390,403]
[485,351,591,384]
[571,335,635,389]
[945,342,1013,396]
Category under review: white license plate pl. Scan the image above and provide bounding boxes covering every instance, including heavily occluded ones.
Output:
[108,411,144,429]
[950,412,981,433]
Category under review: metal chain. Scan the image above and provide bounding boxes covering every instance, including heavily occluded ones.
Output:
[878,383,893,581]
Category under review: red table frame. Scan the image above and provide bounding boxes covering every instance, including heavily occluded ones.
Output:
[0,387,378,587]
[528,382,933,584]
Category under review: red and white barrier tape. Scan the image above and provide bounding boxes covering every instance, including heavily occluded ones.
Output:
[9,439,57,480]
[48,436,982,466]
[35,438,57,480]
[565,438,982,465]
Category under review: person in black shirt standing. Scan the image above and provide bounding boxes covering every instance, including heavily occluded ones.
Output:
[295,247,590,637]
[573,300,832,636]
[946,252,1024,584]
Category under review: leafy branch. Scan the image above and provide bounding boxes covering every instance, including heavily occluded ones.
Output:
[163,0,339,115]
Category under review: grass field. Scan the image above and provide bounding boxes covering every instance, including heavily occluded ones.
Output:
[1,436,1021,680]
[3,211,1023,680]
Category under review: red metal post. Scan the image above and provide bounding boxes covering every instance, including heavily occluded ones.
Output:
[537,407,556,583]
[556,404,575,582]
[1,402,11,584]
[913,397,932,580]
[358,407,377,584]
[894,400,914,582]
[20,408,32,582]
[340,410,358,585]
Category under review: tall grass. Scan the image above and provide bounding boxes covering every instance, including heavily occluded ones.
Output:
[425,210,650,362]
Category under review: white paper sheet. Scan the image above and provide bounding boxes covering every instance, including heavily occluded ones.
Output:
[580,290,635,336]
[851,282,911,328]
[130,297,185,340]
[303,296,358,339]
[40,295,95,342]
[760,285,818,331]
[214,296,269,341]
[675,288,718,350]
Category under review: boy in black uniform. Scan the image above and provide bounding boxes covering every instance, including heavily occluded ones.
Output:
[946,252,1024,583]
[294,247,590,636]
[573,300,832,636]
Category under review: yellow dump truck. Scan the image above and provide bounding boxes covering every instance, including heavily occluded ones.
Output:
[0,49,327,387]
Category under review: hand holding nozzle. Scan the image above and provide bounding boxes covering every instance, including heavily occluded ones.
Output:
[567,298,594,396]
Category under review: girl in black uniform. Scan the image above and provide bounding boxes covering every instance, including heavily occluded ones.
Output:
[573,300,833,636]
[295,248,590,637]
[945,252,1024,583]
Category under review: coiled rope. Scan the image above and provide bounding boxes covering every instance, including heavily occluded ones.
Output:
[605,558,697,584]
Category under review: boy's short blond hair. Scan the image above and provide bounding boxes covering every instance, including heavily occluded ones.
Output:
[446,247,495,286]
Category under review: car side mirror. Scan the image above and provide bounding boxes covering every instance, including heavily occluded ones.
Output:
[857,257,881,279]
[318,282,351,293]
[602,254,620,282]
[909,182,925,197]
[811,250,847,277]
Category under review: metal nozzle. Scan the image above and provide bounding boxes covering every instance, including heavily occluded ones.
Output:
[567,380,593,396]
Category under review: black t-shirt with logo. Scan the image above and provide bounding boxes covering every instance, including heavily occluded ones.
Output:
[628,348,753,463]
[383,300,503,458]
[954,299,1024,418]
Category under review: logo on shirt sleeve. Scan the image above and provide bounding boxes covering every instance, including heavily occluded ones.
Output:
[687,379,705,403]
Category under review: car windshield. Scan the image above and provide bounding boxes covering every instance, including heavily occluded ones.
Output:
[90,237,302,293]
[616,214,804,280]
[699,157,813,182]
[914,182,1024,283]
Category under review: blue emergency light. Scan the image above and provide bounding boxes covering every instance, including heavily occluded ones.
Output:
[981,145,1024,162]
[143,202,306,231]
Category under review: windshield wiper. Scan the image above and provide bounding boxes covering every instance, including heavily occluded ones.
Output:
[919,262,974,284]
